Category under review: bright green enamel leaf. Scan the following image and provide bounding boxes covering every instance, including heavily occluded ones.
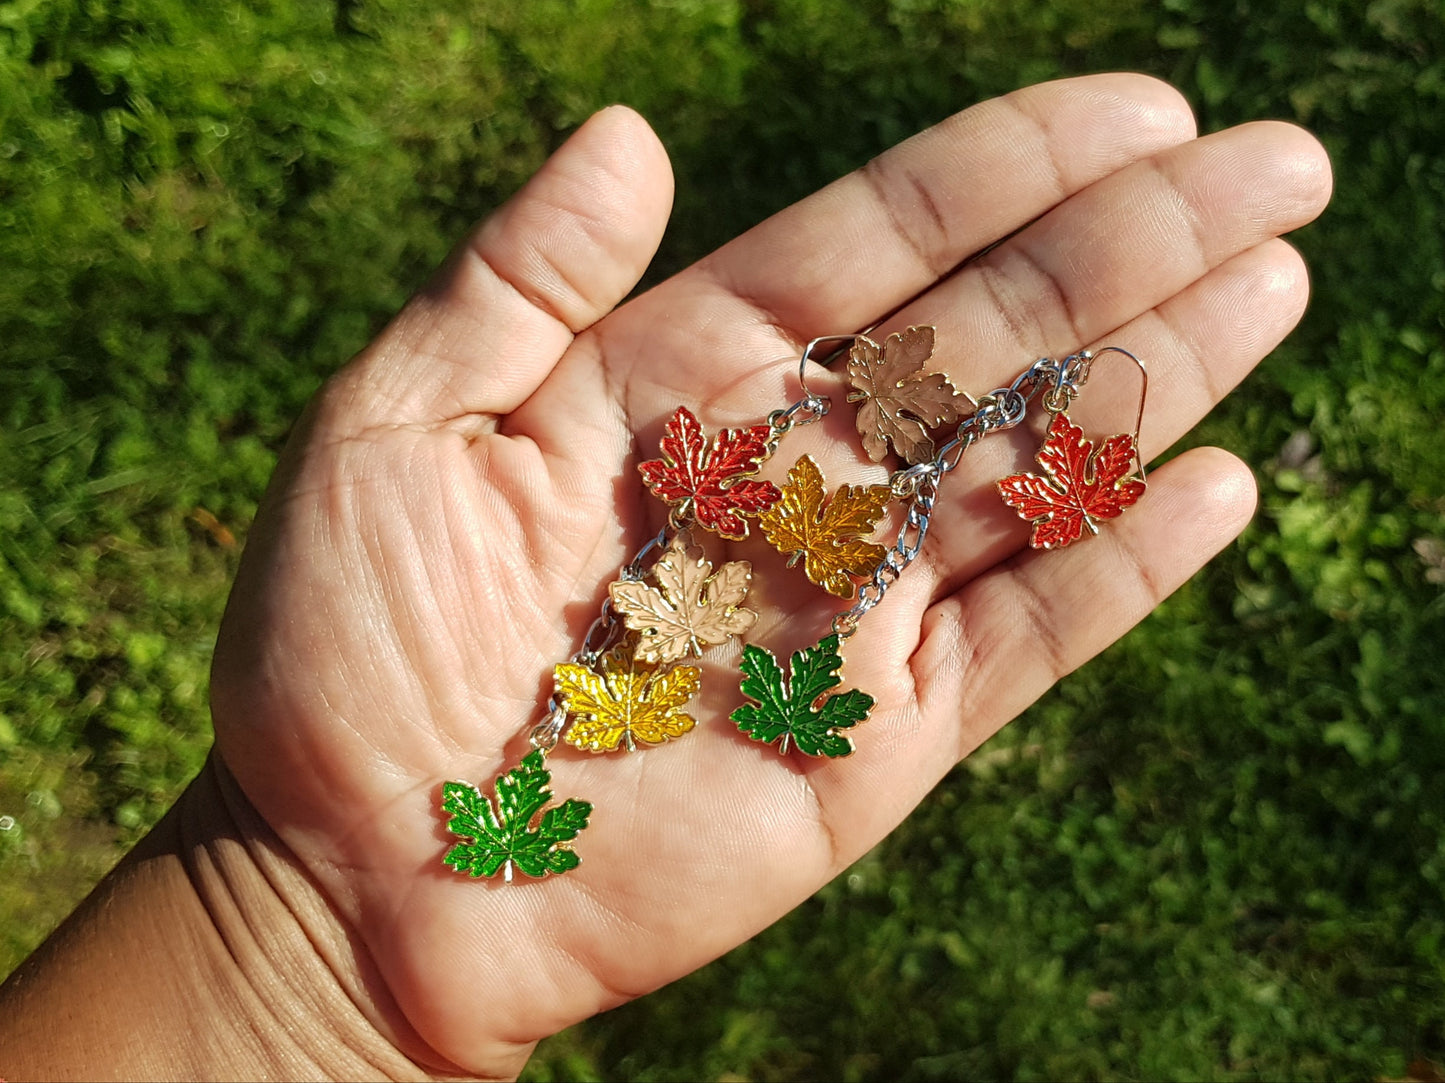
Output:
[731,634,874,757]
[442,750,592,881]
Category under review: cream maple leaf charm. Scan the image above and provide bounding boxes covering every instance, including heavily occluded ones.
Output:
[609,536,758,664]
[758,455,892,598]
[846,325,963,464]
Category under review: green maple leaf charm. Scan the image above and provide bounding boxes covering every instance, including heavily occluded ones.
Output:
[731,633,875,757]
[441,750,592,882]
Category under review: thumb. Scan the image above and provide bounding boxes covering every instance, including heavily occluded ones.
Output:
[339,105,675,429]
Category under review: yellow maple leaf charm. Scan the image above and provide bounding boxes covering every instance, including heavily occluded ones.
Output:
[609,536,757,664]
[759,456,893,597]
[554,650,702,753]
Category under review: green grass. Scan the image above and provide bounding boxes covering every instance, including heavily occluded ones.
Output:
[3,0,1444,1078]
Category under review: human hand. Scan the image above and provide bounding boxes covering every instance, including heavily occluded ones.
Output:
[206,73,1330,1077]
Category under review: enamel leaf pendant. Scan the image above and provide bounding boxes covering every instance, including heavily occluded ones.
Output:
[997,412,1146,549]
[758,455,893,598]
[608,536,758,664]
[441,751,592,882]
[638,406,782,539]
[554,648,702,753]
[731,634,875,757]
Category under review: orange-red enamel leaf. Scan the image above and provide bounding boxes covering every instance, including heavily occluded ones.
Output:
[638,407,781,539]
[997,413,1145,549]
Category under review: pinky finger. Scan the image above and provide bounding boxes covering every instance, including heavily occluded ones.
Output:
[912,446,1259,761]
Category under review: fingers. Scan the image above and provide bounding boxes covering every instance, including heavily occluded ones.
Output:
[920,236,1311,598]
[723,118,1324,603]
[605,82,1324,446]
[806,447,1258,848]
[332,106,675,431]
[916,447,1258,758]
[463,106,674,337]
[907,119,1331,375]
[694,72,1198,338]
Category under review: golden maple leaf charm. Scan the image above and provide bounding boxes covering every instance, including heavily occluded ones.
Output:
[554,649,703,753]
[608,536,758,665]
[758,455,893,598]
[846,325,963,464]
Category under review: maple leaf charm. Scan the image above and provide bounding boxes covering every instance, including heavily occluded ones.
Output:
[441,750,592,882]
[731,633,875,757]
[639,406,782,539]
[997,412,1146,549]
[758,455,892,598]
[846,325,963,464]
[609,536,758,665]
[554,649,702,753]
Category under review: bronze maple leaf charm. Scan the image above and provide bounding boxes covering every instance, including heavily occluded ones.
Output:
[845,325,962,464]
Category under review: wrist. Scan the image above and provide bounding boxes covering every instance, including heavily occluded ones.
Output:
[0,755,462,1081]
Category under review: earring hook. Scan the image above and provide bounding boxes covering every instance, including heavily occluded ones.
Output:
[1086,346,1149,482]
[796,334,858,403]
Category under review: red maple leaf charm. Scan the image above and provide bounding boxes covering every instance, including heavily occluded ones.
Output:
[997,413,1146,549]
[639,407,782,540]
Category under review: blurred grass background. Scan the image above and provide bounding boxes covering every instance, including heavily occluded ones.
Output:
[1,0,1443,1079]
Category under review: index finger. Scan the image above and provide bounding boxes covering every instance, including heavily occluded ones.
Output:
[693,72,1198,340]
[520,74,1199,460]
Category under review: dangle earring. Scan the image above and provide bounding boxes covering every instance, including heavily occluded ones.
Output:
[739,337,1153,760]
[439,330,1150,879]
[439,349,833,880]
[996,347,1148,549]
[727,326,963,758]
[624,344,884,758]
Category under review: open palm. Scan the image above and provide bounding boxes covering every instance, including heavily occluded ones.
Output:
[209,74,1330,1076]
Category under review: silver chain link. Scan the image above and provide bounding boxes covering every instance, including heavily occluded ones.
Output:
[532,383,832,749]
[831,351,1095,637]
[766,392,830,451]
[528,522,674,751]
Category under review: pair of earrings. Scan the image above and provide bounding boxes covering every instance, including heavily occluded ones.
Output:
[440,328,1148,882]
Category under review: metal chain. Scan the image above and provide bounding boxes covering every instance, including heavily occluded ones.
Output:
[766,391,830,452]
[528,522,673,751]
[830,351,1094,638]
[533,346,1099,721]
[531,381,831,748]
[537,370,834,745]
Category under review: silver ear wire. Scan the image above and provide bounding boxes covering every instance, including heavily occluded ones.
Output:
[795,334,857,405]
[1085,346,1149,482]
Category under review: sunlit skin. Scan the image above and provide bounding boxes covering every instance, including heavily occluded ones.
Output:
[0,74,1330,1080]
